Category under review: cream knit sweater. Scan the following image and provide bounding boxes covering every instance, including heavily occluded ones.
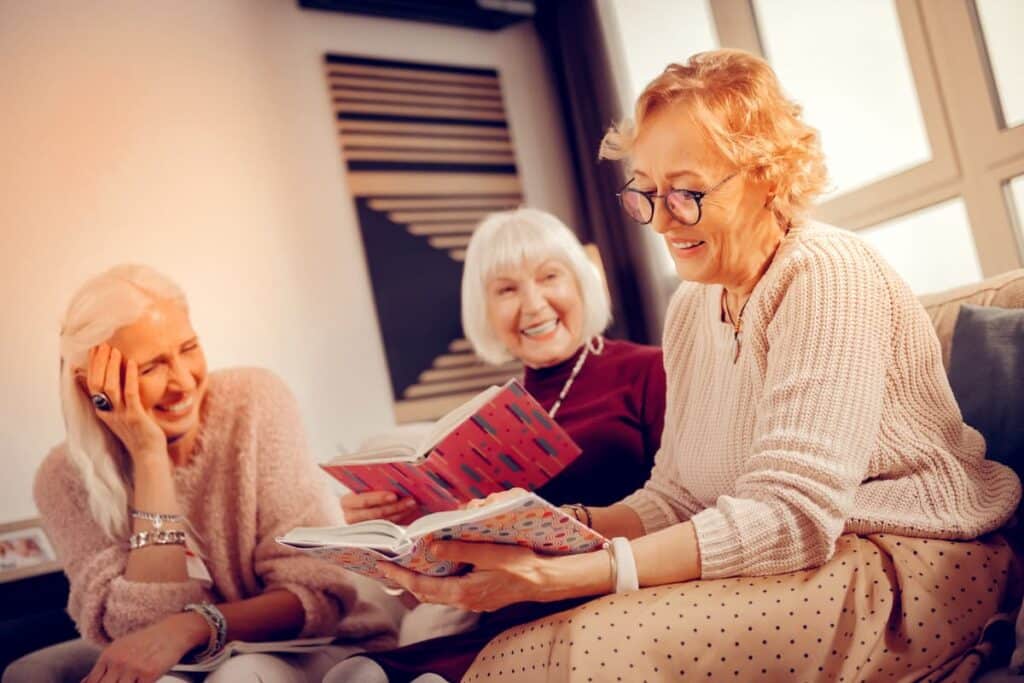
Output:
[621,222,1021,579]
[35,368,396,646]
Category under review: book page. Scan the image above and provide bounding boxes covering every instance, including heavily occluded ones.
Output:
[234,636,335,655]
[405,490,532,537]
[325,442,418,466]
[279,521,406,551]
[417,383,505,457]
[172,637,334,672]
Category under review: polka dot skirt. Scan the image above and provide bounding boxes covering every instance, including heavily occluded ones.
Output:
[463,533,1013,682]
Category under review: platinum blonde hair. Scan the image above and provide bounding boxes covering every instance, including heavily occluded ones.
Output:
[461,208,611,365]
[58,264,188,539]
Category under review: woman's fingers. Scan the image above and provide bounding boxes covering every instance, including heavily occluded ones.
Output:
[87,344,110,395]
[344,491,398,509]
[467,488,528,510]
[344,497,418,523]
[123,359,143,413]
[103,347,123,409]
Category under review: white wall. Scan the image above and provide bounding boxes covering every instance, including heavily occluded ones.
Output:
[0,1,579,523]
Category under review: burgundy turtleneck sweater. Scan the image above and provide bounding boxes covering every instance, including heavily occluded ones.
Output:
[527,338,666,507]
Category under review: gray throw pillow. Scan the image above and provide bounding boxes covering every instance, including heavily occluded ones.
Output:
[948,304,1024,473]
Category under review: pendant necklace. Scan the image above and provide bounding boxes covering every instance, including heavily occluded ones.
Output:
[722,289,750,364]
[547,336,604,418]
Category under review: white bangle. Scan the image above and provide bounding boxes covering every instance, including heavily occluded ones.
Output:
[609,537,639,593]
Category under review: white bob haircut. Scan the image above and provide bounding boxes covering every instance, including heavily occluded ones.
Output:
[461,208,612,365]
[58,264,188,539]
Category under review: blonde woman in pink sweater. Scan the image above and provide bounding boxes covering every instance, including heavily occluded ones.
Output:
[7,265,394,683]
[376,50,1021,682]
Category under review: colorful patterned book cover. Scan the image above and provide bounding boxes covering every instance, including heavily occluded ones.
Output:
[277,493,607,587]
[323,379,581,515]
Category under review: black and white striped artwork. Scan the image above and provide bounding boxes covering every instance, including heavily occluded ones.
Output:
[326,54,522,422]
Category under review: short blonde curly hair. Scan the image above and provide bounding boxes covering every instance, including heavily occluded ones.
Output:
[600,49,828,227]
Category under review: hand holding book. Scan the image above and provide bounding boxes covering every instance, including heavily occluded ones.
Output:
[278,491,606,592]
[322,380,582,518]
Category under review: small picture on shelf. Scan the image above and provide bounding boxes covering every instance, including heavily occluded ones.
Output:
[0,519,60,583]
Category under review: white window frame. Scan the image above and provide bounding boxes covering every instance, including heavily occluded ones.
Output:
[603,0,1024,280]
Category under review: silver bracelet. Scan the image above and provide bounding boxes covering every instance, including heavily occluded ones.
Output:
[604,543,617,593]
[609,537,640,593]
[183,602,228,663]
[128,529,186,550]
[130,507,185,530]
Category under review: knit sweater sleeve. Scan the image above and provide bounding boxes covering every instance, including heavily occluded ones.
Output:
[690,242,892,578]
[619,289,704,532]
[33,448,210,644]
[638,349,667,465]
[245,370,361,638]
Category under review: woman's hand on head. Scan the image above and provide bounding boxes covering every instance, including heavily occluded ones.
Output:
[82,612,206,683]
[378,541,554,612]
[341,491,419,524]
[85,343,167,462]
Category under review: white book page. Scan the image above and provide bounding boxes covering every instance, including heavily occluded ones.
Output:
[279,521,407,551]
[172,637,334,672]
[405,489,533,538]
[325,442,419,466]
[323,381,506,467]
[413,383,505,457]
[233,636,335,655]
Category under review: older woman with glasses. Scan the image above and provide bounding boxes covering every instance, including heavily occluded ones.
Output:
[377,49,1021,681]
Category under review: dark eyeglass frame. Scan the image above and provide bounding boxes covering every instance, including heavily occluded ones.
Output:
[616,172,738,226]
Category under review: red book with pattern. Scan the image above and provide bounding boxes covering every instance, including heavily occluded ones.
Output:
[322,379,581,515]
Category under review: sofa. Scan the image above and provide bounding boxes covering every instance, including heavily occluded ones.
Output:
[4,268,1024,680]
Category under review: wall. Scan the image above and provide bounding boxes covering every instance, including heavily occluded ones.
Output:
[0,1,579,522]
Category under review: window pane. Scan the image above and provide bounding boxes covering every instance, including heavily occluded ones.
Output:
[975,0,1024,129]
[859,198,982,295]
[606,0,718,101]
[1006,174,1024,257]
[754,0,931,198]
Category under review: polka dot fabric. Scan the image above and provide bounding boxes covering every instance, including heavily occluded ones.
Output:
[463,533,1014,682]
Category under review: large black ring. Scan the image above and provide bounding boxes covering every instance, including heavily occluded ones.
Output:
[90,392,113,412]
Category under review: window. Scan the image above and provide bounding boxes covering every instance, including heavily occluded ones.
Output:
[860,198,982,294]
[600,0,1024,295]
[975,0,1024,129]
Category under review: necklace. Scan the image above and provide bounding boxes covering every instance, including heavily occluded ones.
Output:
[722,288,750,364]
[547,336,604,418]
[722,237,786,363]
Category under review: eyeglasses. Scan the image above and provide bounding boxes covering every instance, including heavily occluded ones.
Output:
[616,172,738,226]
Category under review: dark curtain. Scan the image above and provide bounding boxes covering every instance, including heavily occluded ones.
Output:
[533,0,657,344]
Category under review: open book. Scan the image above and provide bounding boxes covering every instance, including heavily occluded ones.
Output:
[171,636,334,672]
[322,379,581,515]
[277,491,607,587]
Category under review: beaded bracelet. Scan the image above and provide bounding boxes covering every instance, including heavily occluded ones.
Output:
[183,602,228,663]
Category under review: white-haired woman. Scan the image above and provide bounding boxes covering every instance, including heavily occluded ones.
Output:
[3,265,395,683]
[327,208,667,682]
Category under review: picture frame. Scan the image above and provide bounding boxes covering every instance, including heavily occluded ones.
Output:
[0,518,61,583]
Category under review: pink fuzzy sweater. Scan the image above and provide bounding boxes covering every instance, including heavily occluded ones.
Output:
[35,367,395,646]
[622,222,1021,579]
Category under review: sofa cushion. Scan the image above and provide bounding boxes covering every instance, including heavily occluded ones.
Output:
[948,304,1024,475]
[919,269,1024,371]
